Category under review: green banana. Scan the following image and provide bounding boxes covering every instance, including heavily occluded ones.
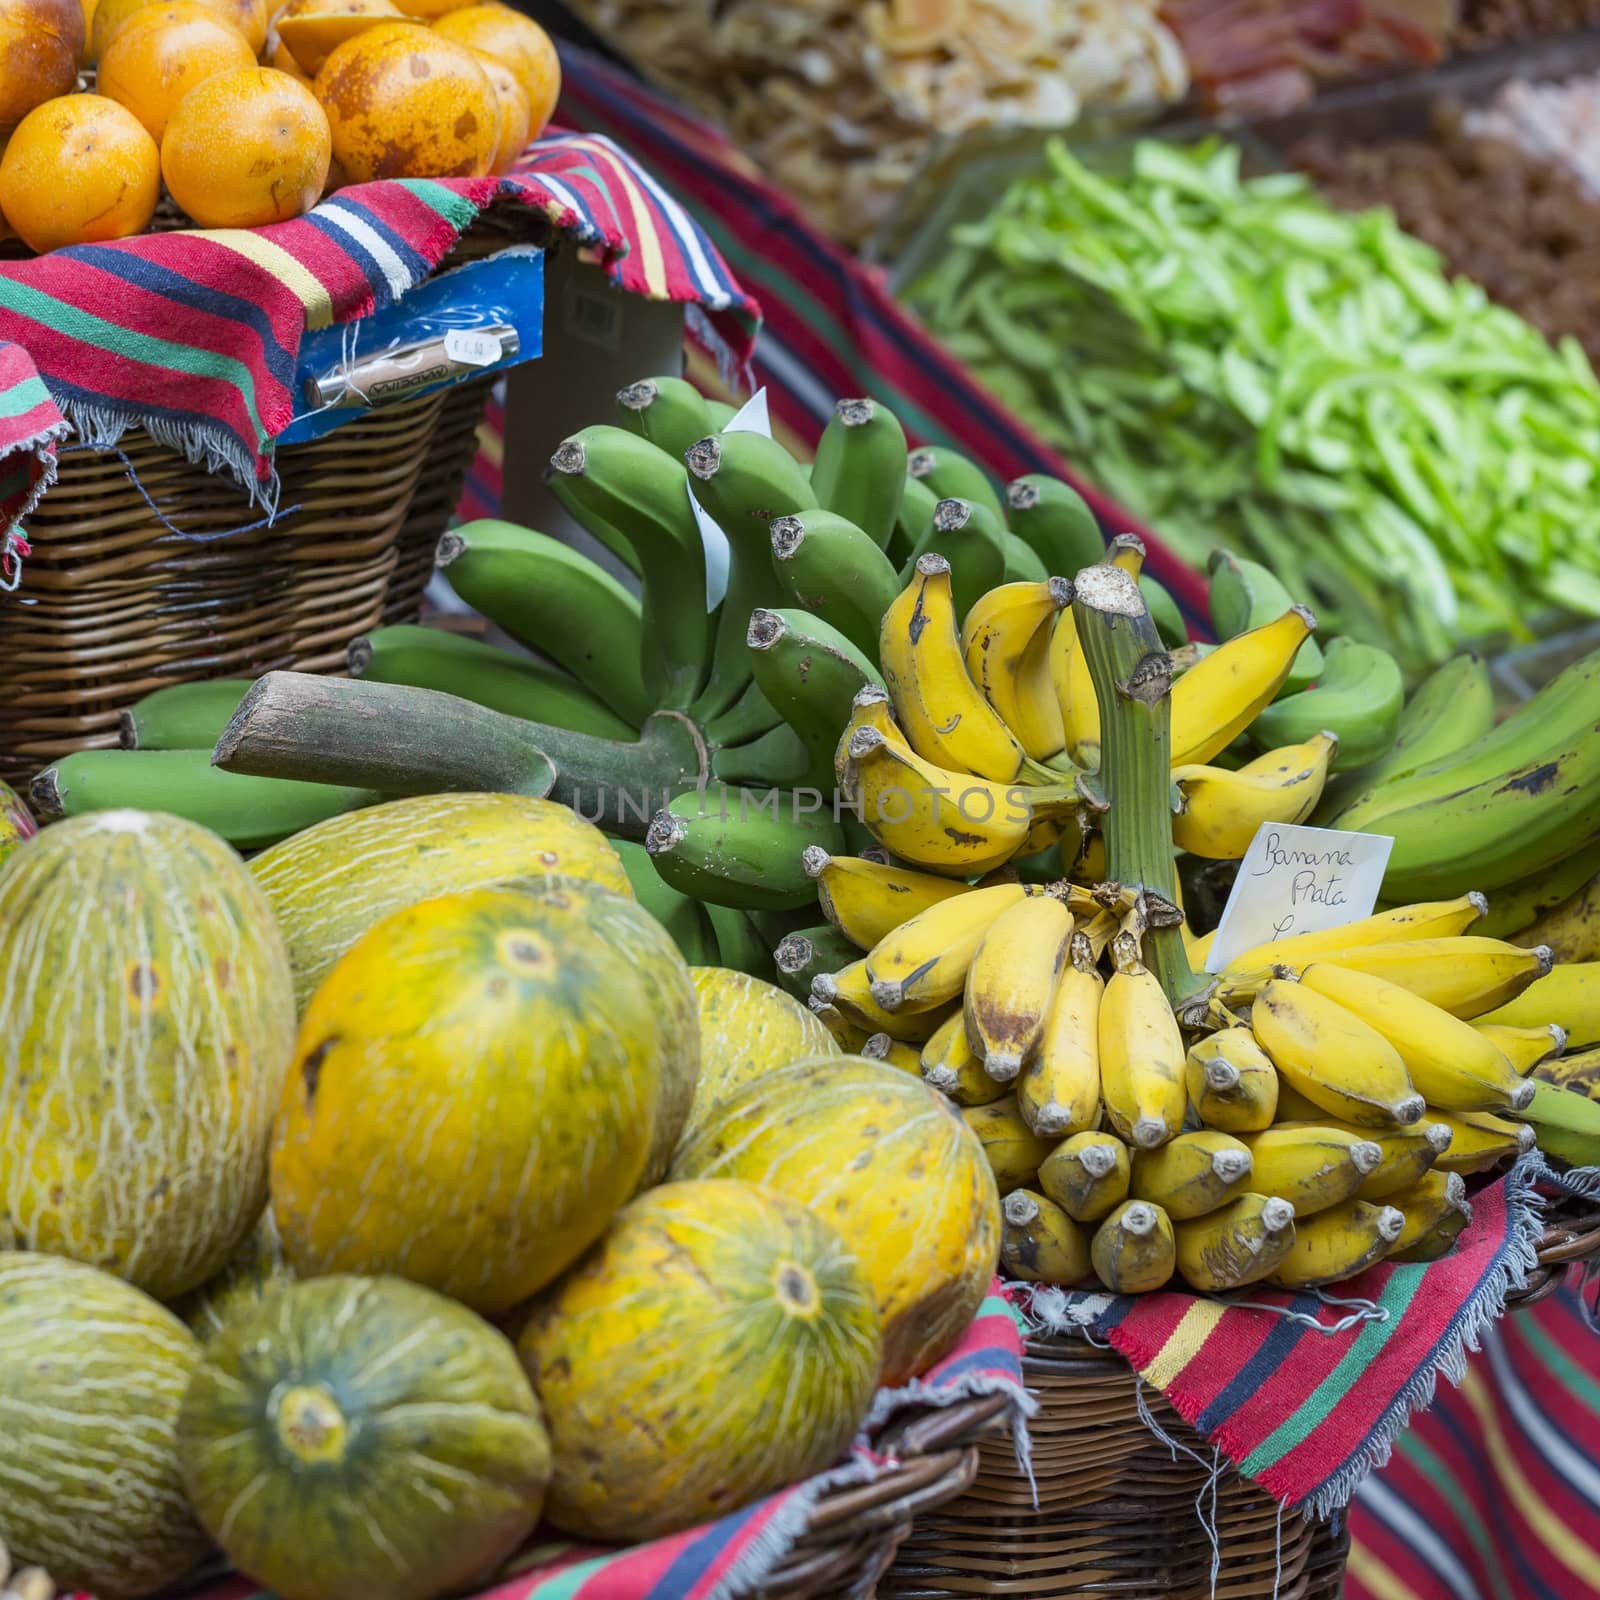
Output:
[1002,532,1049,584]
[645,786,846,910]
[1004,475,1104,577]
[770,508,902,661]
[548,425,712,712]
[434,519,651,726]
[892,473,939,567]
[711,722,813,788]
[904,497,1008,622]
[704,902,779,980]
[1519,1079,1600,1168]
[1336,650,1600,832]
[774,924,863,999]
[614,376,715,459]
[608,836,718,965]
[907,444,1005,519]
[349,625,636,741]
[1318,651,1497,826]
[705,399,740,429]
[1249,636,1404,772]
[808,397,907,550]
[1140,576,1188,649]
[703,678,782,747]
[31,749,382,850]
[120,678,252,751]
[1207,549,1323,694]
[748,607,885,790]
[1476,840,1600,939]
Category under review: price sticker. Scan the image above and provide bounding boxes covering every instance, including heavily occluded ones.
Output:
[1205,822,1394,973]
[443,329,504,368]
[689,387,772,612]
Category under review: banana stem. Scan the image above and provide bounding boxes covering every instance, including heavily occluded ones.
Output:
[213,672,708,840]
[1073,567,1207,1008]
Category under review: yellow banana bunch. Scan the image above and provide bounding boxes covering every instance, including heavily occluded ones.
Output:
[1174,1194,1298,1293]
[1091,1201,1176,1293]
[1129,1130,1254,1220]
[1039,1132,1130,1223]
[1287,938,1553,1020]
[1001,1190,1091,1285]
[1099,932,1188,1149]
[962,578,1072,763]
[1355,1122,1455,1200]
[1215,894,1487,977]
[1017,932,1103,1138]
[865,881,1028,1011]
[1266,1200,1406,1289]
[921,1009,1007,1107]
[964,1095,1057,1194]
[1237,1124,1383,1217]
[1427,1109,1536,1174]
[1172,732,1337,860]
[1184,1028,1280,1132]
[804,844,971,950]
[1383,1171,1471,1257]
[964,894,1074,1082]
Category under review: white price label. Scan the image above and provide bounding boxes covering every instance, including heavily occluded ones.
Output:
[689,386,773,612]
[443,329,504,368]
[1205,822,1394,973]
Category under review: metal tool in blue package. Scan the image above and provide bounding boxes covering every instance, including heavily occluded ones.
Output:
[279,247,543,445]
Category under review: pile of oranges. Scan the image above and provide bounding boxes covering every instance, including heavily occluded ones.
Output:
[0,0,559,251]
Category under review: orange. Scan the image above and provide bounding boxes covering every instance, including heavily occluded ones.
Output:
[267,31,312,81]
[312,22,496,181]
[0,0,85,131]
[276,0,399,75]
[431,4,556,139]
[472,48,527,176]
[89,0,263,57]
[163,66,329,227]
[98,1,257,141]
[0,94,158,251]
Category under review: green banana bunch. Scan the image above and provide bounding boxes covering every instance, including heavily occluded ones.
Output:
[769,508,901,660]
[615,376,716,459]
[893,473,939,566]
[1005,475,1104,576]
[907,444,1006,519]
[120,678,252,751]
[809,398,907,550]
[1250,636,1405,771]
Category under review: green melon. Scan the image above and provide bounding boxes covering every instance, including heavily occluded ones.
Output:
[248,792,631,1009]
[670,1055,1000,1385]
[179,1275,550,1600]
[171,1206,293,1343]
[519,1179,880,1541]
[0,810,296,1299]
[271,886,666,1312]
[0,1254,210,1599]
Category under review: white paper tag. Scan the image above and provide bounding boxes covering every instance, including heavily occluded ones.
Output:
[690,387,773,612]
[442,329,503,368]
[1204,822,1394,973]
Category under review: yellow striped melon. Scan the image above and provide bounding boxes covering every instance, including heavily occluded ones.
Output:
[249,792,630,1009]
[684,967,839,1145]
[171,1206,293,1344]
[0,777,36,872]
[179,1275,550,1600]
[271,885,666,1312]
[519,1179,880,1541]
[0,810,296,1299]
[670,1055,1000,1385]
[0,1254,209,1599]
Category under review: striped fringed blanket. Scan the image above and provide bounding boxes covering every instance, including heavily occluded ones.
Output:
[66,1289,1028,1600]
[1034,1157,1599,1522]
[0,341,66,589]
[0,132,759,584]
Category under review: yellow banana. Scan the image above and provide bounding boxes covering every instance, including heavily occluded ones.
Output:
[1130,1130,1254,1221]
[1091,1201,1176,1293]
[810,964,953,1042]
[1533,1043,1600,1098]
[834,684,910,788]
[1169,606,1318,767]
[962,578,1072,762]
[1383,1170,1471,1256]
[1081,908,1118,962]
[1355,1122,1455,1201]
[1477,961,1600,1046]
[1217,894,1488,976]
[1518,870,1600,964]
[1474,1022,1567,1075]
[1428,1108,1536,1174]
[1174,1194,1298,1292]
[1298,938,1555,1021]
[1018,931,1104,1138]
[964,1095,1058,1195]
[1185,1028,1280,1132]
[1171,732,1337,860]
[964,894,1075,1081]
[1249,977,1424,1126]
[1099,932,1187,1149]
[879,554,1030,783]
[1266,1200,1406,1289]
[844,726,1063,878]
[1039,1131,1131,1222]
[862,1032,921,1075]
[921,1008,1008,1107]
[808,996,875,1053]
[1001,1189,1093,1286]
[1048,604,1102,768]
[1238,1123,1384,1217]
[865,881,1028,1011]
[1390,1206,1472,1262]
[1184,925,1218,972]
[804,845,973,950]
[1298,963,1534,1114]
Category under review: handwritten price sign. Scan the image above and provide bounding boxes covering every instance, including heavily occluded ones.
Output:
[1204,823,1394,974]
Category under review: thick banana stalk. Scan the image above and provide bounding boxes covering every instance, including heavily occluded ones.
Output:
[1174,1194,1298,1292]
[1238,1124,1383,1217]
[804,845,972,950]
[1091,1201,1176,1293]
[1130,1130,1254,1221]
[1266,1200,1406,1289]
[1099,931,1188,1149]
[964,1095,1058,1194]
[964,893,1074,1081]
[1184,1028,1280,1133]
[1017,932,1103,1137]
[1002,1189,1093,1286]
[1039,1132,1131,1223]
[809,398,907,550]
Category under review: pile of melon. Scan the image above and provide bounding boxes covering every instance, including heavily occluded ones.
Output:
[0,792,998,1600]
